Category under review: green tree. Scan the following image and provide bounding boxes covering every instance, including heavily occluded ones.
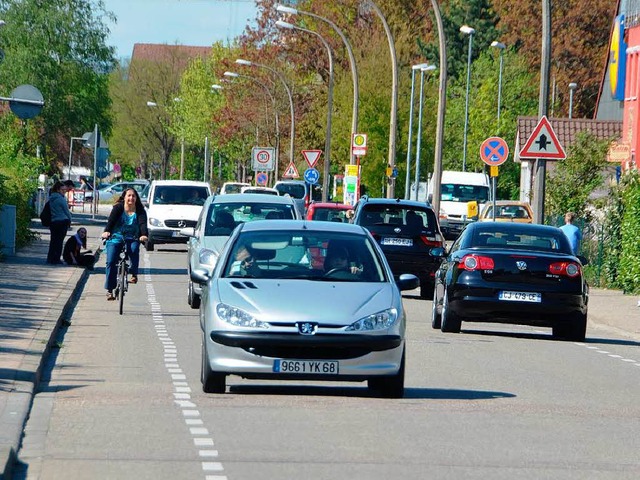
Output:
[0,0,115,172]
[545,131,611,220]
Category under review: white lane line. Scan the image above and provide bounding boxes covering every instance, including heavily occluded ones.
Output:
[145,256,225,479]
[579,343,638,368]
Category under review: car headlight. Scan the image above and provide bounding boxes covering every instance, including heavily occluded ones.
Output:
[216,303,269,328]
[148,217,164,227]
[199,248,219,267]
[345,308,398,331]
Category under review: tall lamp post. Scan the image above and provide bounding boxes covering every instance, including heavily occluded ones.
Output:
[222,72,281,184]
[365,1,398,198]
[404,63,431,199]
[568,82,577,119]
[490,41,506,128]
[414,64,436,200]
[460,24,475,172]
[275,3,359,165]
[236,58,294,181]
[67,136,87,180]
[276,20,334,201]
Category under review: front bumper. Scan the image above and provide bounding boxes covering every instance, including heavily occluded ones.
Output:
[205,331,404,379]
[148,227,188,244]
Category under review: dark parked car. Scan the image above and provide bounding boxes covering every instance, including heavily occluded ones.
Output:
[431,221,589,341]
[351,196,445,299]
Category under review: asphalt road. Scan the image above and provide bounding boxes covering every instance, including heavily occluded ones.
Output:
[13,246,640,480]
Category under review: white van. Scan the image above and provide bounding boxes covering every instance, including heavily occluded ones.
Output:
[146,180,212,251]
[427,171,490,239]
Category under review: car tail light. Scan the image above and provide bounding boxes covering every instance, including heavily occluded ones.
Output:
[420,234,443,247]
[460,254,494,271]
[549,261,581,277]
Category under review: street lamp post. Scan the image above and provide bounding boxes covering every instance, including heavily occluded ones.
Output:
[67,136,86,180]
[236,58,293,181]
[569,82,577,119]
[276,3,359,165]
[414,65,436,200]
[222,72,281,185]
[364,1,398,198]
[404,63,431,199]
[460,25,475,172]
[490,41,506,128]
[276,20,334,201]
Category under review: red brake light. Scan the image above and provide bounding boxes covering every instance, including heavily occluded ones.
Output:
[460,254,494,271]
[549,261,581,277]
[420,234,443,247]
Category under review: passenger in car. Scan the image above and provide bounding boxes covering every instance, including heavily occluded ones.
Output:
[324,245,362,275]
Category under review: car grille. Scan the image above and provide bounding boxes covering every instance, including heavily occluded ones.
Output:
[165,219,197,228]
[243,345,371,360]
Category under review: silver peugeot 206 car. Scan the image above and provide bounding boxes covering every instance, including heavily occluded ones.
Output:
[190,220,419,398]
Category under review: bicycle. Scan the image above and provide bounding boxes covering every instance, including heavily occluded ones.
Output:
[102,237,134,315]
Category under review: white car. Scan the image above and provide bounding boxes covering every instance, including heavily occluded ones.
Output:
[240,186,279,195]
[180,193,300,308]
[146,180,212,251]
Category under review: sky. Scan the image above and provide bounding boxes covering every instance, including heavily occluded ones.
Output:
[102,0,258,59]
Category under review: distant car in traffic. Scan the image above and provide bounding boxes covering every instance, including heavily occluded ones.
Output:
[189,219,419,397]
[180,193,300,308]
[351,196,445,299]
[220,182,250,194]
[306,201,352,222]
[431,221,589,341]
[240,186,279,195]
[96,180,149,203]
[478,200,534,224]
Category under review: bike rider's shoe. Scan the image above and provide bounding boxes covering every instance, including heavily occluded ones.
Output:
[106,290,115,301]
[130,275,138,284]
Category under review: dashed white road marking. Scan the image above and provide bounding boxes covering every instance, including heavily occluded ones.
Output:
[576,342,639,369]
[144,256,227,480]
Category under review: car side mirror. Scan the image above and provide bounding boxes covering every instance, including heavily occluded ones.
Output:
[190,267,210,285]
[396,273,420,291]
[429,247,446,257]
[577,255,589,266]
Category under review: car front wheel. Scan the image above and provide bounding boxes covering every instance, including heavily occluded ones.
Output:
[188,280,201,309]
[431,287,442,329]
[201,337,226,394]
[368,349,405,398]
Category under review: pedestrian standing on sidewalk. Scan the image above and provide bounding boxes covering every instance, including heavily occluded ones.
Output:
[101,188,148,300]
[63,227,95,269]
[46,181,72,264]
[559,212,582,256]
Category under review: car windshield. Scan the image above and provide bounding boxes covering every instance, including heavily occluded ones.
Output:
[359,205,434,233]
[484,204,531,219]
[470,229,568,252]
[275,183,306,199]
[204,202,296,236]
[153,186,208,205]
[441,184,489,202]
[222,230,386,282]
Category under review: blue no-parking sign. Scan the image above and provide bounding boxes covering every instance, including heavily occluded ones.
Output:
[480,136,509,166]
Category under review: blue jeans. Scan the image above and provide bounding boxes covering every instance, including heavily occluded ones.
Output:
[104,238,140,291]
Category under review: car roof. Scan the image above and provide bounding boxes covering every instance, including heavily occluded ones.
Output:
[239,219,368,234]
[483,200,531,206]
[151,180,210,187]
[468,221,559,235]
[358,197,434,209]
[309,202,352,210]
[206,193,296,205]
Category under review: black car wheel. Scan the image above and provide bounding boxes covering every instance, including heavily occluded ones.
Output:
[201,337,226,394]
[553,312,587,342]
[368,349,405,398]
[431,287,442,329]
[146,240,155,252]
[441,289,461,333]
[188,280,201,309]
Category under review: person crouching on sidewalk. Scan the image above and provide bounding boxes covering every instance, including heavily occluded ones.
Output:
[63,227,96,270]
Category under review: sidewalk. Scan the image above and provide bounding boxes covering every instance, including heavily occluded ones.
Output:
[0,209,109,480]
[0,212,639,479]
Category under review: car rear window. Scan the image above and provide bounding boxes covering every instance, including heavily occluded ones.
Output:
[275,183,306,199]
[312,207,350,223]
[359,205,436,233]
[471,230,568,252]
[204,202,296,236]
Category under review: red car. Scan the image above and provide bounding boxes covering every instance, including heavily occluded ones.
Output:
[306,202,353,223]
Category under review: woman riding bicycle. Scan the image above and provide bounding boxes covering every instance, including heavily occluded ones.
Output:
[101,188,148,300]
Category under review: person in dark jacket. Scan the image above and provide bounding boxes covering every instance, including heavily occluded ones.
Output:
[100,188,149,300]
[46,181,73,264]
[63,227,95,269]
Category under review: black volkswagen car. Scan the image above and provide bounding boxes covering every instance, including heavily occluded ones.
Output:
[352,196,445,299]
[432,222,589,341]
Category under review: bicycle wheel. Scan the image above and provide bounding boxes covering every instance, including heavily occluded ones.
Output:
[118,260,126,315]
